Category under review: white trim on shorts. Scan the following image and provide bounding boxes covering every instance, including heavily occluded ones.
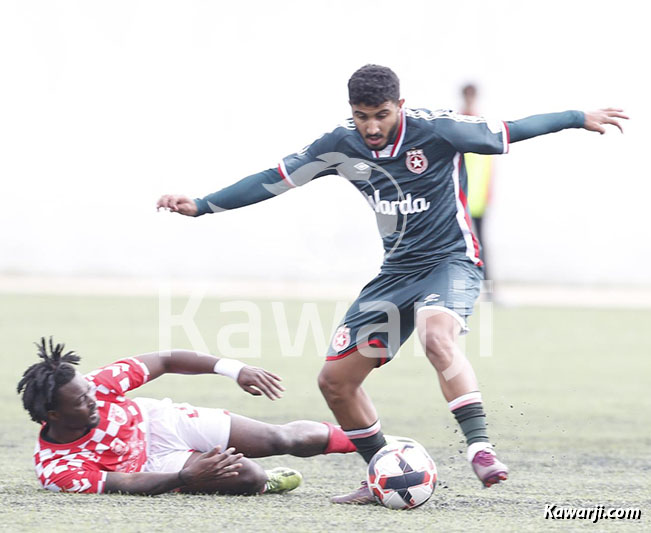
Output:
[416,305,468,334]
[134,397,231,474]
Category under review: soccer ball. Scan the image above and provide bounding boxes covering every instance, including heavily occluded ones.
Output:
[367,439,437,510]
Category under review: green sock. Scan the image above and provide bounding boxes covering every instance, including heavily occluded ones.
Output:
[452,402,490,445]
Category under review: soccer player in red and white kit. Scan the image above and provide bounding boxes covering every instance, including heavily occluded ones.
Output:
[18,338,356,495]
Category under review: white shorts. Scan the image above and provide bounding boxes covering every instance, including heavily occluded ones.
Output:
[134,397,231,473]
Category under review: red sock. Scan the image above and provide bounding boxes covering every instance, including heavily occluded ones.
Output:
[323,422,357,454]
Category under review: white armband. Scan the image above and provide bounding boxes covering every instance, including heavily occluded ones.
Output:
[213,358,246,380]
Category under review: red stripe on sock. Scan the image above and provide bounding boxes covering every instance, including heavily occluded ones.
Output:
[323,422,357,454]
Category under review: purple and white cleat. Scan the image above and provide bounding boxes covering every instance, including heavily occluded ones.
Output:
[330,480,376,505]
[468,443,509,487]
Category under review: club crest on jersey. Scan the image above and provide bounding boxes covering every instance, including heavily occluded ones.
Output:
[332,325,351,352]
[406,149,428,174]
[109,437,127,455]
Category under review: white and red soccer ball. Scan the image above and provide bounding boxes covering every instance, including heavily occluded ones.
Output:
[367,439,437,510]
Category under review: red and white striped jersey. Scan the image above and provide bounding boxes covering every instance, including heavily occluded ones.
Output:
[33,358,150,493]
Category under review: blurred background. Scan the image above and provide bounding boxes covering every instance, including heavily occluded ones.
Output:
[0,0,648,295]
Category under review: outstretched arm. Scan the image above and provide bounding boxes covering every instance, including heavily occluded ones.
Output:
[508,108,628,143]
[135,350,285,400]
[157,129,342,217]
[157,168,289,217]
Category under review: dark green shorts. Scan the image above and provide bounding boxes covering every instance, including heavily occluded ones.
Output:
[326,258,483,365]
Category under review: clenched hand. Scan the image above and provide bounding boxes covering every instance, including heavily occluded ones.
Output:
[157,194,198,216]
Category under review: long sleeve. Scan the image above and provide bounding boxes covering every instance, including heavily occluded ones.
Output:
[507,110,584,143]
[193,168,289,216]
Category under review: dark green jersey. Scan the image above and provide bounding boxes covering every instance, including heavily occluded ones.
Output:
[278,108,508,272]
[195,108,583,273]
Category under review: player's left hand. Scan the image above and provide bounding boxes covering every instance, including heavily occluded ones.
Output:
[237,365,285,400]
[583,108,629,134]
[156,194,198,216]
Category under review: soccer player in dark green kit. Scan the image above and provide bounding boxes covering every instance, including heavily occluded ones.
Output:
[158,65,627,503]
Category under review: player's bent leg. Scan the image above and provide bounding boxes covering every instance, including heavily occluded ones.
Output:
[317,350,379,430]
[319,350,384,505]
[417,308,508,487]
[228,415,355,458]
[179,451,267,495]
[417,308,478,401]
[318,350,387,462]
[142,401,307,494]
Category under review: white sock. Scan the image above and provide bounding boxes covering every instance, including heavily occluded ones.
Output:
[467,441,493,462]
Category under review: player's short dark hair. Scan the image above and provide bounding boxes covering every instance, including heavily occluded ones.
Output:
[17,338,80,423]
[348,64,400,107]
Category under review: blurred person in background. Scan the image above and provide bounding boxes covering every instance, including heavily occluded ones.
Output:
[461,83,494,284]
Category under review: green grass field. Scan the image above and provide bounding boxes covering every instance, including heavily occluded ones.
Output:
[1,292,649,532]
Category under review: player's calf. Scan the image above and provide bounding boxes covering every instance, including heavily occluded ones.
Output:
[228,415,352,458]
[258,421,354,457]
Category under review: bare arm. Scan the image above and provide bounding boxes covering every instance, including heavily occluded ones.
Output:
[104,446,243,495]
[136,349,219,378]
[134,350,285,400]
[105,471,186,495]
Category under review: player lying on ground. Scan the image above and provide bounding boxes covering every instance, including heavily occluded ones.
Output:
[17,338,355,495]
[156,64,628,503]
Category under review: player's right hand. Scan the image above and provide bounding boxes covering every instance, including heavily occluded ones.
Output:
[237,365,285,400]
[583,108,629,134]
[156,194,198,216]
[178,446,243,485]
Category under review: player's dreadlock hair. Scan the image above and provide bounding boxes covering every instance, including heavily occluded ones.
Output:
[17,337,81,424]
[348,64,400,107]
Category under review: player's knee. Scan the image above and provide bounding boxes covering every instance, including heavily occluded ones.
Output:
[317,369,333,396]
[317,370,355,405]
[236,461,268,494]
[266,424,295,455]
[424,330,456,368]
